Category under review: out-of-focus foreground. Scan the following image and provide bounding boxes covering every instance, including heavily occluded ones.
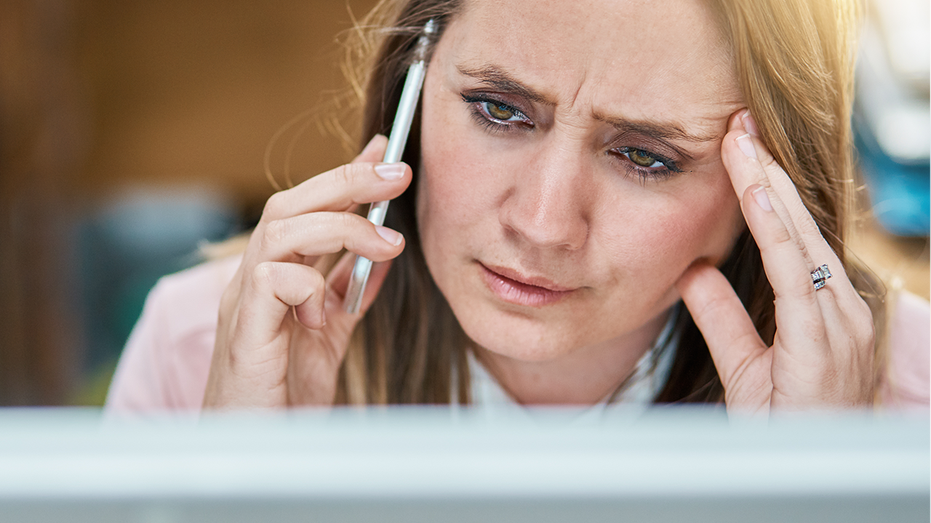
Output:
[0,0,926,407]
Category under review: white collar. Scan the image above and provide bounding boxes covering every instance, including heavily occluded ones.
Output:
[464,308,680,420]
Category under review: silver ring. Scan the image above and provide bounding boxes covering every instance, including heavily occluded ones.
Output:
[811,264,832,290]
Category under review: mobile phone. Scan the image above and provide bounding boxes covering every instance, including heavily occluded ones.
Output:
[343,20,436,314]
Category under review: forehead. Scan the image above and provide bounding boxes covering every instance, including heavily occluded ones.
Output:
[441,0,741,119]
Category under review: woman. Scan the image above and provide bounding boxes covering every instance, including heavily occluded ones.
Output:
[106,0,929,414]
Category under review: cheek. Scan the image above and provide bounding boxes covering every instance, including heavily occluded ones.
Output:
[417,101,503,234]
[599,175,743,274]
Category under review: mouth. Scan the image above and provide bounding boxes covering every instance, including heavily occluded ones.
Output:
[479,263,576,307]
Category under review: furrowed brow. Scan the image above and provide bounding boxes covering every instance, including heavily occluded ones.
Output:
[597,114,720,145]
[456,64,552,105]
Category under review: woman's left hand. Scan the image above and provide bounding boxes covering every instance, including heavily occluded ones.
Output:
[676,110,875,415]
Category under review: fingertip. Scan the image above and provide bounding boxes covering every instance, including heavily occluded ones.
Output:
[735,133,757,159]
[741,111,760,138]
[294,301,326,330]
[354,134,389,163]
[375,225,404,247]
[748,184,773,213]
[373,162,408,181]
[675,259,715,294]
[727,109,748,132]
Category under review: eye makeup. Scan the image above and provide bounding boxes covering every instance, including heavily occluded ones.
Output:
[611,146,683,182]
[461,93,533,131]
[459,88,689,182]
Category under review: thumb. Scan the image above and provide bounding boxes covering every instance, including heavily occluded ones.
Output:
[675,261,766,390]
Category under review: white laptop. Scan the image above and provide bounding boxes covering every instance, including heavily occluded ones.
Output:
[0,407,927,522]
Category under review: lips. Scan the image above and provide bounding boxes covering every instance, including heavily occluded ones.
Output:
[479,263,576,307]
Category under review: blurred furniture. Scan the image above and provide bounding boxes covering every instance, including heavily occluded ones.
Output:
[0,0,376,406]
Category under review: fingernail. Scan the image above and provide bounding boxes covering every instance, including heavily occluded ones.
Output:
[736,134,757,159]
[319,308,327,328]
[741,111,760,137]
[751,184,773,212]
[360,134,385,157]
[374,163,406,181]
[375,225,403,246]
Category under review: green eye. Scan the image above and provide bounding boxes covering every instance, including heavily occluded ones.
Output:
[486,102,515,120]
[628,148,658,167]
[461,94,533,131]
[613,146,682,180]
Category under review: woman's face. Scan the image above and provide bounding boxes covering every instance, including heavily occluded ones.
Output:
[417,0,745,361]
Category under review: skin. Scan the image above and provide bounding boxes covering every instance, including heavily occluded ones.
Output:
[417,0,745,403]
[202,0,875,413]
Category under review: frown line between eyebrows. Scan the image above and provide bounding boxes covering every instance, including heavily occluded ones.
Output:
[457,63,721,159]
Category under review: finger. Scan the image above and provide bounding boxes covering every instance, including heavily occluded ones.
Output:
[322,251,394,334]
[261,160,412,222]
[721,113,812,269]
[338,134,388,218]
[725,111,857,306]
[742,182,830,354]
[236,261,328,351]
[738,113,831,249]
[353,134,389,164]
[676,261,766,390]
[258,211,405,263]
[726,112,842,270]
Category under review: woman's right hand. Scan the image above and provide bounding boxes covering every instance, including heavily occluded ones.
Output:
[203,135,411,409]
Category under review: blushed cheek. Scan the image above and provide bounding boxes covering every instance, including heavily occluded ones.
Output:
[607,184,743,279]
[672,188,744,266]
[418,132,499,233]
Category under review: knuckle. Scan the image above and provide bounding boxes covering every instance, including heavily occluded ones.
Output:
[770,220,794,246]
[332,162,359,188]
[308,267,327,293]
[330,212,363,247]
[796,211,822,238]
[262,219,288,247]
[760,154,783,174]
[251,262,277,288]
[336,210,361,230]
[262,191,286,219]
[854,303,876,346]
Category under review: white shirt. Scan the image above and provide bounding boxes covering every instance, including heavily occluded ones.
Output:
[462,309,680,421]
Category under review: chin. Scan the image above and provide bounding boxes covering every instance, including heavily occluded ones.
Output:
[457,308,580,362]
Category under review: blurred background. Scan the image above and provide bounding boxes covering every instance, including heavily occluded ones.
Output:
[0,0,927,407]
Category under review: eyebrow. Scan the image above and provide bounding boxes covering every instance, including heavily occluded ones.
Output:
[456,63,721,153]
[456,64,552,105]
[594,114,720,146]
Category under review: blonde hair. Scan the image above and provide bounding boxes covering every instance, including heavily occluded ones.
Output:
[320,0,884,404]
[707,0,886,390]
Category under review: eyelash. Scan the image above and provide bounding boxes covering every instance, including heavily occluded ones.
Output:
[460,93,683,182]
[461,94,533,132]
[611,147,683,182]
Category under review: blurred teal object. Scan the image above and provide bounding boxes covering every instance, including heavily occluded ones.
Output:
[854,0,930,237]
[855,116,930,237]
[78,188,238,374]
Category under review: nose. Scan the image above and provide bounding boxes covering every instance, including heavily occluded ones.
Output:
[498,140,591,251]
